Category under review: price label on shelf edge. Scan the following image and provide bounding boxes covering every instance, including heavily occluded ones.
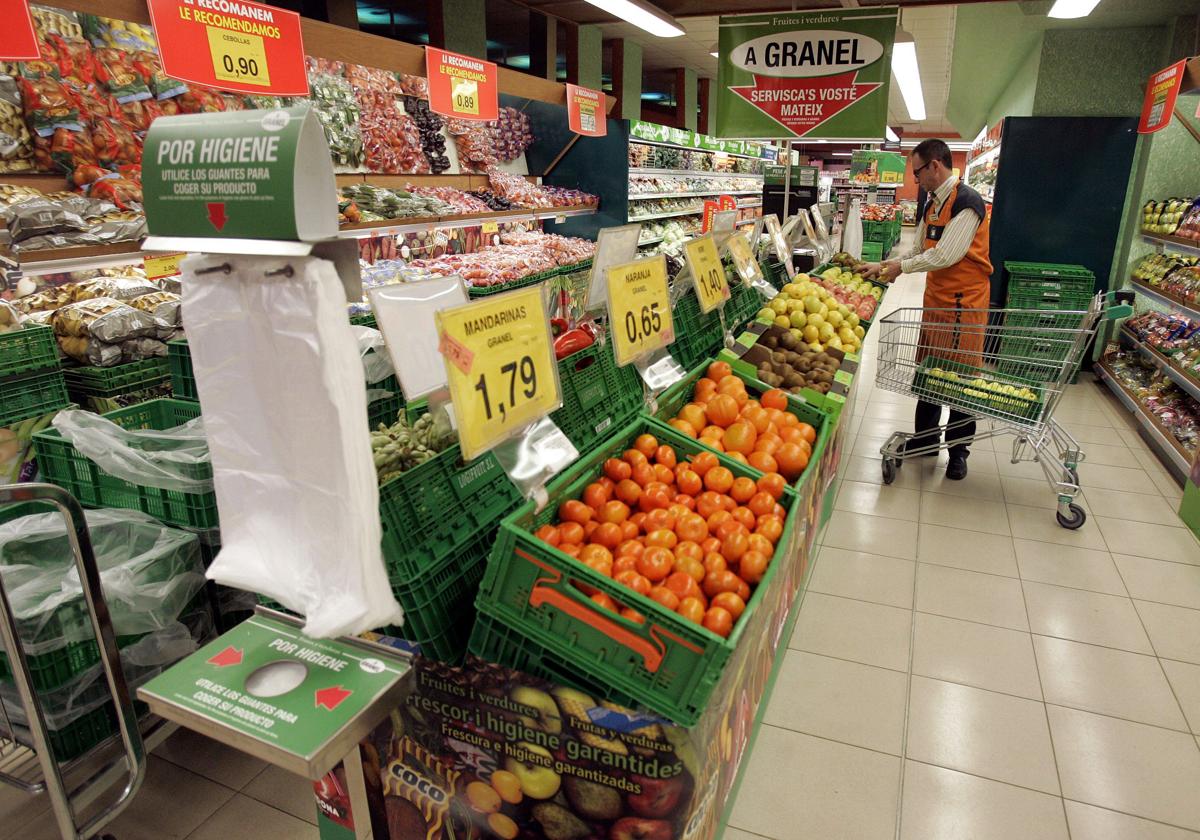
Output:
[143,251,187,281]
[684,236,730,314]
[146,0,309,97]
[426,47,499,122]
[567,83,606,138]
[0,0,39,60]
[435,285,560,461]
[726,232,763,285]
[607,255,674,367]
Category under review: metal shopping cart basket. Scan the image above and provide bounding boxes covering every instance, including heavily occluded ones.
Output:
[874,292,1132,529]
[0,482,146,839]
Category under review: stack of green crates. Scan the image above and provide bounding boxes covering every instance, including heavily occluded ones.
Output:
[0,325,70,429]
[62,358,172,412]
[999,262,1096,380]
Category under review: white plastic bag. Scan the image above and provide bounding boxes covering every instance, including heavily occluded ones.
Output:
[51,409,211,493]
[180,254,403,638]
[843,199,864,260]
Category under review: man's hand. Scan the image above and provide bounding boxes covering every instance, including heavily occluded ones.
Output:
[862,261,883,279]
[879,259,903,283]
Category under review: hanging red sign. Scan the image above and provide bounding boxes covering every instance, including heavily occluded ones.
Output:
[1139,59,1187,134]
[728,70,881,138]
[566,83,606,137]
[701,200,720,233]
[719,194,737,212]
[0,0,38,60]
[425,47,499,122]
[146,0,309,97]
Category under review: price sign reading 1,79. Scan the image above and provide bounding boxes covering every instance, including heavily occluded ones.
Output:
[607,255,674,367]
[684,235,730,314]
[435,285,561,460]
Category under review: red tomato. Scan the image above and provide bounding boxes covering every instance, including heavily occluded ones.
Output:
[700,536,722,556]
[748,491,777,518]
[721,530,749,562]
[730,476,757,504]
[673,493,697,510]
[654,463,676,485]
[739,550,769,583]
[559,500,593,524]
[635,434,659,457]
[761,389,788,411]
[637,547,674,582]
[600,500,630,525]
[704,466,735,494]
[712,591,746,619]
[703,552,727,575]
[703,606,734,637]
[696,491,724,519]
[757,473,787,501]
[677,469,702,497]
[614,569,652,595]
[674,557,705,585]
[632,462,657,488]
[613,555,638,575]
[674,540,703,562]
[654,445,677,468]
[603,458,632,482]
[707,361,732,381]
[638,487,672,513]
[755,515,784,544]
[615,479,642,506]
[747,533,774,557]
[558,521,585,545]
[731,506,757,531]
[649,586,680,611]
[591,592,618,612]
[677,597,706,625]
[645,529,678,550]
[623,449,648,467]
[591,522,623,550]
[703,569,742,598]
[620,519,641,541]
[582,482,609,509]
[579,544,613,576]
[676,513,709,544]
[535,525,560,546]
[690,451,719,477]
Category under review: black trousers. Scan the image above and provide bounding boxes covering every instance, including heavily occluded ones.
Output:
[913,400,975,459]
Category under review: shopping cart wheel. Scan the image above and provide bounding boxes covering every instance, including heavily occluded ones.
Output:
[1056,503,1087,530]
[881,457,898,485]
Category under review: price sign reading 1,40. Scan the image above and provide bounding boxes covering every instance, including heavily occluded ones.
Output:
[684,236,730,314]
[207,28,271,87]
[436,285,561,460]
[607,255,673,367]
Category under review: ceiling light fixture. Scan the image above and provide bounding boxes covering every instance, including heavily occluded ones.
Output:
[830,152,853,156]
[1047,0,1103,19]
[891,27,926,121]
[580,0,685,37]
[885,126,899,142]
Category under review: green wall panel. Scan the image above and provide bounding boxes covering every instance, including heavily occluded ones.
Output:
[986,39,1041,127]
[1032,27,1167,117]
[947,3,1044,139]
[617,40,642,121]
[680,68,698,133]
[439,0,486,58]
[577,25,603,91]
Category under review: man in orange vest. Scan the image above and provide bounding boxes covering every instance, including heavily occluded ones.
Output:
[865,138,992,480]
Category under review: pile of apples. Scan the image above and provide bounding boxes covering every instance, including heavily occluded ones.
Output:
[757,275,868,354]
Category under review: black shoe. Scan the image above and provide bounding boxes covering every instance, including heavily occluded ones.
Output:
[947,455,968,480]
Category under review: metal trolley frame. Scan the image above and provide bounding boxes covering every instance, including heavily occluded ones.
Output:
[874,292,1132,529]
[0,482,147,839]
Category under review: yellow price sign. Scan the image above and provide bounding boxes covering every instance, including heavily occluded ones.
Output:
[481,221,499,235]
[450,75,480,115]
[606,255,673,367]
[435,285,560,460]
[684,236,730,314]
[143,252,186,281]
[726,232,762,285]
[207,27,271,88]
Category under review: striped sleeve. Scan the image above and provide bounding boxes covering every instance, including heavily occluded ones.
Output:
[900,210,980,274]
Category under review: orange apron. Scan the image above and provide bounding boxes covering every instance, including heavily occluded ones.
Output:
[918,183,992,368]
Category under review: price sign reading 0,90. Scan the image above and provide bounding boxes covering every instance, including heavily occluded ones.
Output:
[436,285,560,460]
[207,28,271,87]
[607,255,674,367]
[684,235,730,314]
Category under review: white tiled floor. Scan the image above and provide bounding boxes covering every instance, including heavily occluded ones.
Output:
[5,262,1200,839]
[725,264,1200,839]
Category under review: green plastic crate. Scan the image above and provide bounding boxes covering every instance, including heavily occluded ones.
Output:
[472,416,798,725]
[0,324,58,378]
[550,340,644,455]
[669,289,726,372]
[654,360,832,493]
[862,220,892,242]
[62,359,171,399]
[0,369,70,427]
[913,356,1044,423]
[33,399,217,529]
[860,241,884,261]
[378,440,521,587]
[349,312,377,328]
[760,260,789,291]
[1005,262,1095,295]
[166,339,195,401]
[467,267,559,298]
[385,525,497,663]
[366,374,406,428]
[725,279,766,334]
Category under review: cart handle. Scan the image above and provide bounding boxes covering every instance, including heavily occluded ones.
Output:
[1103,291,1134,320]
[0,483,146,840]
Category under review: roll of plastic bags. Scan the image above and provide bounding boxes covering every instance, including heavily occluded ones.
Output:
[180,254,403,637]
[843,199,864,260]
[51,409,212,493]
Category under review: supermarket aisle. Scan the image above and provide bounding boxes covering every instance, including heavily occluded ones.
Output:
[726,262,1200,840]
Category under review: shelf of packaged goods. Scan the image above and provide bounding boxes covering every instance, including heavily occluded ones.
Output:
[637,236,664,246]
[629,208,704,222]
[628,168,765,180]
[1119,326,1200,403]
[1095,361,1192,476]
[336,206,597,239]
[1,241,147,277]
[1129,278,1200,321]
[966,143,1002,169]
[629,190,761,200]
[1142,233,1200,257]
[628,138,765,160]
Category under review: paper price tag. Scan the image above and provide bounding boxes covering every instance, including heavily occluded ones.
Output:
[451,75,480,115]
[684,236,730,314]
[208,27,271,87]
[435,286,560,460]
[726,233,763,284]
[143,251,186,281]
[607,255,673,367]
[481,221,499,234]
[426,47,499,121]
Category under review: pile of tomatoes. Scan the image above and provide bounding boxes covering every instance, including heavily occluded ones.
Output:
[533,430,790,639]
[664,361,817,481]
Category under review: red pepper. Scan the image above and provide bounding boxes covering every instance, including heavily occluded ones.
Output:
[553,328,594,359]
[551,317,569,337]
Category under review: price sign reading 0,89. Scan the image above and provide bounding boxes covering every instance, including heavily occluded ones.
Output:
[607,255,673,367]
[684,236,730,314]
[435,286,560,460]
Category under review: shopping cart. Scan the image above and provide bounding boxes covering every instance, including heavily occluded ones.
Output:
[874,292,1132,529]
[0,482,146,839]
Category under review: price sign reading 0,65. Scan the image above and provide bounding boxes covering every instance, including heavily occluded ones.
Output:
[435,285,560,460]
[684,235,730,314]
[607,255,673,367]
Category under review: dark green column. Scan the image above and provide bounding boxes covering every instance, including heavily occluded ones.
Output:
[566,24,603,90]
[428,0,487,59]
[676,68,697,132]
[529,11,556,82]
[608,38,643,121]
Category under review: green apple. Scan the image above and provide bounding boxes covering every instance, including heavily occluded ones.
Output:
[789,311,808,328]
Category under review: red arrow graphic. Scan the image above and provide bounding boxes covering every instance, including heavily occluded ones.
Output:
[206,202,227,231]
[729,70,881,137]
[207,646,243,667]
[315,685,353,711]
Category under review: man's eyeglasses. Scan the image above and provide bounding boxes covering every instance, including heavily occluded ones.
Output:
[912,159,933,177]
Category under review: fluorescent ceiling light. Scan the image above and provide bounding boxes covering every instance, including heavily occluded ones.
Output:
[580,0,684,37]
[1048,0,1103,19]
[891,29,925,121]
[885,126,899,142]
[831,152,853,156]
